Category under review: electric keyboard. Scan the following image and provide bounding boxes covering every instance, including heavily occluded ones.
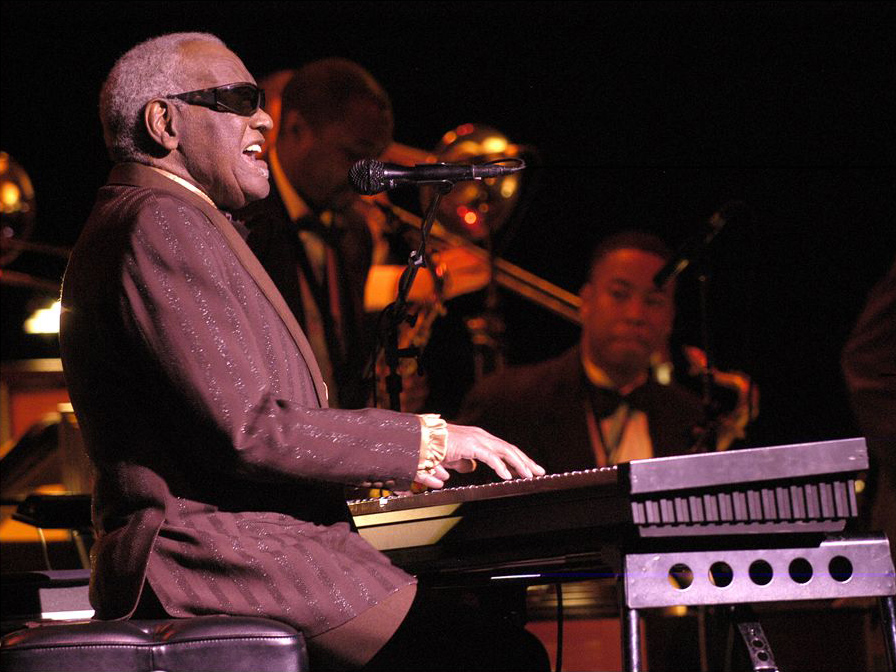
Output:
[349,438,867,578]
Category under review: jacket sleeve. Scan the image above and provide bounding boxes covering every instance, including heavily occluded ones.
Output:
[120,191,421,487]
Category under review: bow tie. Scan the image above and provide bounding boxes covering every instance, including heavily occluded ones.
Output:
[587,383,648,419]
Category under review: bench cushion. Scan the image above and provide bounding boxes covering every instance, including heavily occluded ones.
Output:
[0,615,308,672]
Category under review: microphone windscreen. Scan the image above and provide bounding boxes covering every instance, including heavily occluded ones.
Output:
[349,159,384,195]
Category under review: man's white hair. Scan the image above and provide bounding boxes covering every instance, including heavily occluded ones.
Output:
[100,32,226,163]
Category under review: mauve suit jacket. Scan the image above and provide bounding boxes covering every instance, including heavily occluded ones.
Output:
[237,181,374,409]
[59,163,418,638]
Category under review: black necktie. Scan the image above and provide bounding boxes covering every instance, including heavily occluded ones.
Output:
[587,385,627,419]
[290,214,346,368]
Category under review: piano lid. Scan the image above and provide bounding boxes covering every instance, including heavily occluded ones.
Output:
[623,438,868,495]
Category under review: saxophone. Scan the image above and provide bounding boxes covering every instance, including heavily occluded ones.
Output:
[364,199,449,412]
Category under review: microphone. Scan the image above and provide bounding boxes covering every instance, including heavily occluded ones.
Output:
[349,158,526,195]
[653,201,747,289]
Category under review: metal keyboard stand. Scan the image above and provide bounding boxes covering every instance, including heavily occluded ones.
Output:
[618,535,896,672]
[882,593,896,672]
[732,605,779,672]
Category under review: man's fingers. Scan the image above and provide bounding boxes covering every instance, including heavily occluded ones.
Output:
[468,433,533,480]
[470,429,544,479]
[495,445,539,479]
[510,446,545,477]
[443,423,545,481]
[414,471,446,489]
[432,464,451,481]
[475,449,514,480]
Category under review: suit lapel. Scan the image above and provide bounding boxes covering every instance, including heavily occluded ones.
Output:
[108,163,329,406]
[540,348,597,472]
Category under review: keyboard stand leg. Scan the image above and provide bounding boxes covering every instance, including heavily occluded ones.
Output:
[621,605,642,672]
[881,595,896,672]
[697,606,710,672]
[732,606,778,672]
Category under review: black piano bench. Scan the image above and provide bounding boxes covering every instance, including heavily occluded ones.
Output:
[0,615,309,672]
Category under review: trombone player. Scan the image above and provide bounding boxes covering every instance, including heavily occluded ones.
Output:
[238,58,489,412]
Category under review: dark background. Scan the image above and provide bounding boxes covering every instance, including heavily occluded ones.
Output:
[2,1,894,447]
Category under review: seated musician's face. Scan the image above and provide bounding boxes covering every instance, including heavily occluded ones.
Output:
[160,41,274,210]
[580,248,674,383]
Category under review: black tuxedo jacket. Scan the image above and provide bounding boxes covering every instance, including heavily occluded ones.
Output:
[459,346,706,474]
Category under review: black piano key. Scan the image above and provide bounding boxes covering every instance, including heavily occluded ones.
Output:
[675,497,690,523]
[833,481,849,518]
[733,491,749,521]
[776,486,792,520]
[761,488,778,520]
[646,499,661,524]
[704,494,719,522]
[632,501,645,524]
[660,498,676,523]
[847,479,859,516]
[819,482,834,518]
[805,483,820,518]
[689,495,704,523]
[791,484,806,519]
[746,489,762,520]
[719,492,733,521]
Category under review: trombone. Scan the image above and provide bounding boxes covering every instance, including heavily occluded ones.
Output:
[379,128,581,325]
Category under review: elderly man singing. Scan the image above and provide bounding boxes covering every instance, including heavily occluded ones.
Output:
[60,33,546,670]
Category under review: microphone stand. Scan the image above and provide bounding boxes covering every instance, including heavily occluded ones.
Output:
[692,260,721,453]
[379,181,455,411]
[656,203,745,453]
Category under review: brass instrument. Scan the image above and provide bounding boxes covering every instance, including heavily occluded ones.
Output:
[371,273,446,412]
[1,152,68,294]
[380,127,582,323]
[370,126,581,410]
[421,125,523,242]
[1,151,37,267]
[374,200,582,324]
[680,345,760,451]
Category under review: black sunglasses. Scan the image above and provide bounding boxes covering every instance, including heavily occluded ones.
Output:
[166,82,265,116]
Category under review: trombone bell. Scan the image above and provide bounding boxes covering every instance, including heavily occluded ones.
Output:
[421,124,523,241]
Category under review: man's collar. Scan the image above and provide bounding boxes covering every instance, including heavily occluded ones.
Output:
[107,163,249,240]
[145,166,216,207]
[108,164,222,221]
[581,351,648,396]
[269,147,313,222]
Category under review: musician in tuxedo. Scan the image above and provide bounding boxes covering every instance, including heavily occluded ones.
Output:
[459,231,707,472]
[60,32,546,670]
[238,59,488,411]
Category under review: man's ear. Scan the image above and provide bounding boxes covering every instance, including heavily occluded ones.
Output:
[281,109,309,141]
[144,99,179,152]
